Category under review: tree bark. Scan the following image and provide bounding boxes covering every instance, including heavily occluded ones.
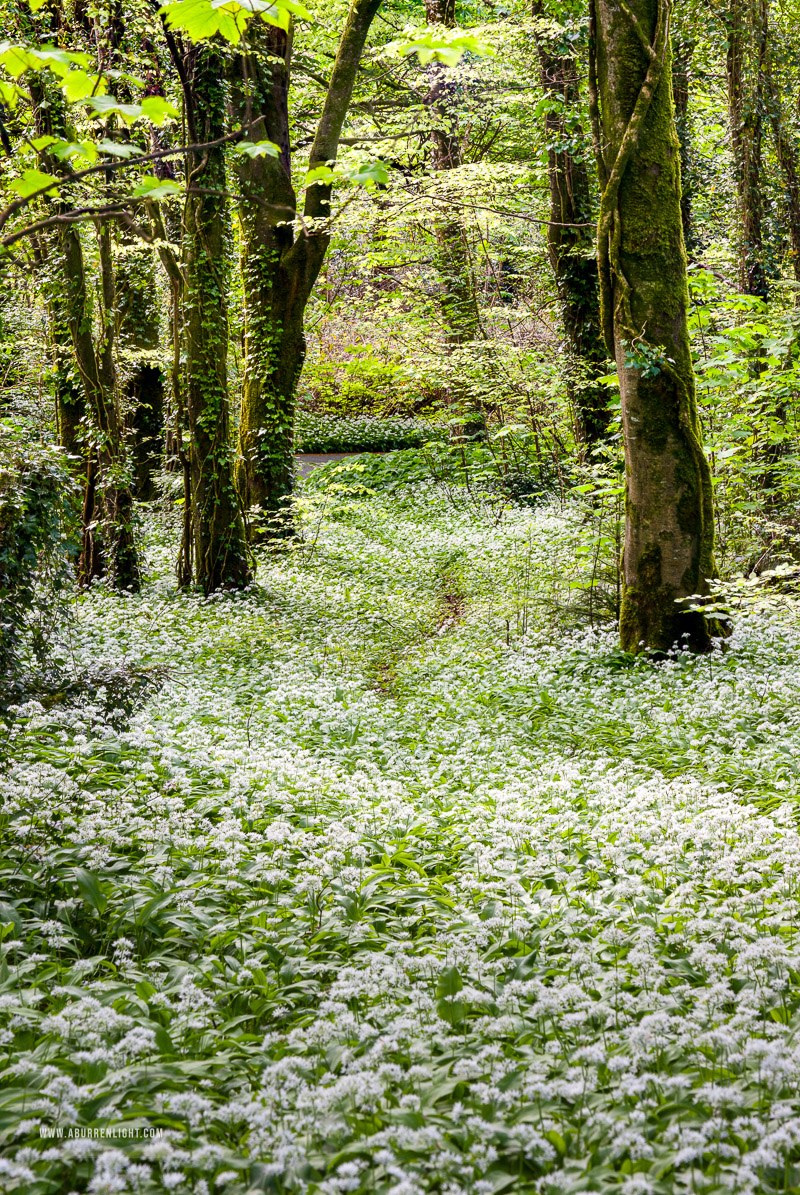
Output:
[533,2,609,447]
[726,0,769,298]
[117,239,165,501]
[232,0,383,529]
[184,44,250,592]
[671,29,696,255]
[591,0,718,653]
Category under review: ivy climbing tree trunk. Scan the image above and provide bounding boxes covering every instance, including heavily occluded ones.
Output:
[116,238,164,501]
[590,0,718,653]
[232,0,383,530]
[56,219,140,590]
[31,80,138,587]
[533,1,609,448]
[726,0,769,298]
[184,44,250,591]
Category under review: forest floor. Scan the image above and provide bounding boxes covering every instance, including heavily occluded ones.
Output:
[4,467,800,1194]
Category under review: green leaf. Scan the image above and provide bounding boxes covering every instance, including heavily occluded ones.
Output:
[96,138,139,158]
[384,27,496,67]
[61,69,104,102]
[436,964,463,999]
[234,139,280,159]
[140,95,179,124]
[7,168,60,199]
[133,174,182,200]
[73,867,108,914]
[161,0,310,43]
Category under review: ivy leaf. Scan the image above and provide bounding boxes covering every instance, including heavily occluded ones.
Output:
[7,168,60,199]
[133,174,182,200]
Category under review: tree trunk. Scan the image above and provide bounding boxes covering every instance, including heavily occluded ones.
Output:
[425,0,483,437]
[726,0,769,298]
[117,239,164,501]
[46,268,85,464]
[590,0,718,653]
[764,41,800,288]
[231,23,301,528]
[184,44,250,592]
[31,79,139,589]
[533,2,609,447]
[671,29,696,255]
[232,0,383,528]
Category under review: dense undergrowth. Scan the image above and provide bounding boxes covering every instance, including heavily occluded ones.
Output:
[2,471,800,1194]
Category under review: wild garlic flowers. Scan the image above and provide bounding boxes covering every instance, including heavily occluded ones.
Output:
[2,491,800,1193]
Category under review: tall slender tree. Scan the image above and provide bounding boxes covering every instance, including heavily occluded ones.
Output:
[533,1,609,447]
[183,43,250,590]
[590,0,718,652]
[726,0,769,298]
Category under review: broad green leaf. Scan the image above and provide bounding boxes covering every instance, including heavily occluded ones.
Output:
[74,867,108,914]
[61,68,105,102]
[161,0,310,43]
[133,174,182,200]
[96,138,140,158]
[0,79,22,109]
[7,168,60,199]
[234,139,280,159]
[140,95,179,124]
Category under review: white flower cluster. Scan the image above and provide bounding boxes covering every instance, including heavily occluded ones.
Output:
[1,489,800,1194]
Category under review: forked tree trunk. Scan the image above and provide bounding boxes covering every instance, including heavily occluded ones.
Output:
[726,0,769,299]
[232,0,382,530]
[590,0,718,653]
[184,45,250,591]
[533,1,608,447]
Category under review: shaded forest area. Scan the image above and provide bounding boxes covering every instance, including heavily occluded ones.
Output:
[3,0,800,1192]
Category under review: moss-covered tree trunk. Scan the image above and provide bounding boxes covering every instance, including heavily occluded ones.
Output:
[116,239,164,501]
[671,29,696,255]
[590,0,717,653]
[231,0,382,530]
[533,2,609,447]
[230,23,300,526]
[31,80,139,589]
[726,0,769,299]
[184,45,250,591]
[45,265,85,464]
